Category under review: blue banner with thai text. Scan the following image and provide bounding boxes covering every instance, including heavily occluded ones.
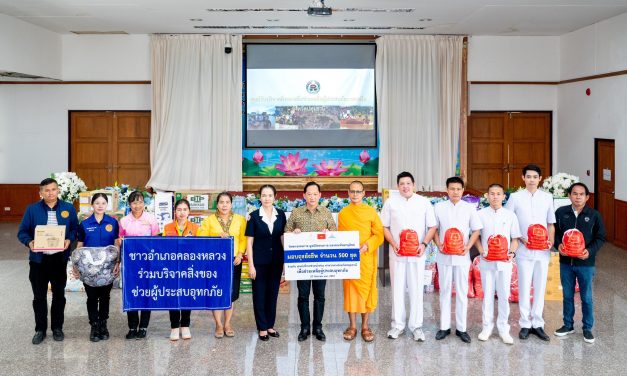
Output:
[122,237,233,311]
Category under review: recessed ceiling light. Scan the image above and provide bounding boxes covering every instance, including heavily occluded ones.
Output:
[343,19,355,22]
[189,18,203,22]
[419,18,432,22]
[266,18,280,21]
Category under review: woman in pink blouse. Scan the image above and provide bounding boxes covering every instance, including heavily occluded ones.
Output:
[119,191,159,340]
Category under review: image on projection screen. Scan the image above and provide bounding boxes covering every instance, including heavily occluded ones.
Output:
[246,66,376,148]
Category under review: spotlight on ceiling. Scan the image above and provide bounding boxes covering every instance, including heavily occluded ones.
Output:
[308,0,332,16]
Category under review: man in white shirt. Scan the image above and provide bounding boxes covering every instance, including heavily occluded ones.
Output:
[476,183,521,344]
[505,164,556,341]
[434,176,482,343]
[381,171,437,342]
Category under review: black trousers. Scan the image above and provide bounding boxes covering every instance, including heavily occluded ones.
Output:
[231,262,242,302]
[127,311,151,329]
[28,254,67,332]
[251,263,283,331]
[169,310,191,328]
[84,283,113,324]
[297,279,326,331]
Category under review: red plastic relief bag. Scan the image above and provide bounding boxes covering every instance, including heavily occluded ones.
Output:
[526,224,549,250]
[562,229,585,257]
[442,228,465,255]
[398,229,420,256]
[485,234,509,261]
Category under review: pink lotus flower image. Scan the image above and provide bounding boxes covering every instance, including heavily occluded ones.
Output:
[359,150,370,164]
[253,150,264,164]
[312,160,348,176]
[276,152,308,175]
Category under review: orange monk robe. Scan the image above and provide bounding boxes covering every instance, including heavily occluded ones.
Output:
[338,203,384,313]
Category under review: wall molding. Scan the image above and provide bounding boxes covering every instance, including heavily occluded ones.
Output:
[469,69,627,86]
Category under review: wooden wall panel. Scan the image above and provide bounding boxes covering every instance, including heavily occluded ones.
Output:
[614,199,627,250]
[0,184,40,222]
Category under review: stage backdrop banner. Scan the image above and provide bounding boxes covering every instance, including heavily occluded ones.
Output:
[284,231,360,280]
[122,237,233,311]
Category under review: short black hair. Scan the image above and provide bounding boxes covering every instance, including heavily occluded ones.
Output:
[91,192,109,204]
[396,171,414,184]
[40,178,58,188]
[259,184,276,196]
[216,191,233,203]
[303,181,321,193]
[446,176,465,188]
[128,191,145,204]
[522,164,542,177]
[487,183,504,192]
[567,182,590,196]
[174,199,190,210]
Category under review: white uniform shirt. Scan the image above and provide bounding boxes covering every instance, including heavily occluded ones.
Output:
[478,206,521,271]
[380,193,437,263]
[505,189,556,260]
[434,200,483,266]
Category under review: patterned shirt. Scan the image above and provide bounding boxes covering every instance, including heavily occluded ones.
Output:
[285,205,337,232]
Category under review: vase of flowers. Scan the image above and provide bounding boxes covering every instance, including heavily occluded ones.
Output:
[541,173,579,198]
[51,172,87,203]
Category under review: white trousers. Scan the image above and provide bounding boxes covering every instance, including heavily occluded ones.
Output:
[517,257,549,328]
[437,262,470,332]
[479,267,512,334]
[389,259,425,331]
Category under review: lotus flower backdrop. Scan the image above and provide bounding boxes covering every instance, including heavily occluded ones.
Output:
[242,149,379,177]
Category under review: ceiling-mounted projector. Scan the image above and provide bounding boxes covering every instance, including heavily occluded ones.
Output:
[308,0,332,16]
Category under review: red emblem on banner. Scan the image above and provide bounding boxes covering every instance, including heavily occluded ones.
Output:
[317,233,326,240]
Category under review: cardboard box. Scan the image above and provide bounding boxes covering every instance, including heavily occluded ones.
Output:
[175,192,220,212]
[33,225,66,252]
[79,190,120,213]
[188,212,212,226]
[154,192,174,234]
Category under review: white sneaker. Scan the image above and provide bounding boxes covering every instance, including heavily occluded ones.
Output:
[499,331,514,345]
[412,328,426,342]
[387,328,403,339]
[181,327,191,340]
[478,329,491,341]
[170,328,180,341]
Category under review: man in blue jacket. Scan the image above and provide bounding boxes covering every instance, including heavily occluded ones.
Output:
[553,182,605,344]
[17,178,79,344]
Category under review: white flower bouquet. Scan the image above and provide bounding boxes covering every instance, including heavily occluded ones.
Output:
[541,172,579,198]
[51,172,88,203]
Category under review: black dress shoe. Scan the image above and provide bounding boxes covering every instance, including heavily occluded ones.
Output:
[268,330,280,338]
[455,330,471,343]
[519,328,530,340]
[32,331,46,345]
[258,333,270,341]
[52,329,64,341]
[313,329,326,341]
[531,327,550,341]
[98,320,109,340]
[136,328,147,339]
[89,324,100,342]
[435,329,451,340]
[126,329,137,340]
[298,329,310,342]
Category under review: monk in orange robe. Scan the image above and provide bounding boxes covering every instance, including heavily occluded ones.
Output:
[338,180,384,342]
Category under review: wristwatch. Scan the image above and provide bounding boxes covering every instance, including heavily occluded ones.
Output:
[422,242,428,248]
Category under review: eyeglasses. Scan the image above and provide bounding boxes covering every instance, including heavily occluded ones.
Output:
[349,190,364,194]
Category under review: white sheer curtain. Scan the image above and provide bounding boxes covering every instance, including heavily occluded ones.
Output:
[148,34,243,191]
[376,35,463,192]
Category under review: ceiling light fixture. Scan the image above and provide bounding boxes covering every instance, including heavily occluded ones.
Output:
[189,18,203,21]
[308,0,332,16]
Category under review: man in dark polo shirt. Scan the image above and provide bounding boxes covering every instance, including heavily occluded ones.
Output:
[285,181,337,341]
[17,178,79,344]
[553,182,605,344]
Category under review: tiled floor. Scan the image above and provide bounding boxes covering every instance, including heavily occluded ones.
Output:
[1,222,626,375]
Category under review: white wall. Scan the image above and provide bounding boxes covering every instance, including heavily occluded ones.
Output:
[62,35,151,81]
[0,85,151,183]
[558,12,627,199]
[0,14,62,79]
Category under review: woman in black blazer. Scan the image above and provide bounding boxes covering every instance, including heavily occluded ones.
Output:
[245,184,286,341]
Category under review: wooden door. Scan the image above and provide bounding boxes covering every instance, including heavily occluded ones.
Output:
[595,139,615,241]
[467,112,551,192]
[70,111,151,190]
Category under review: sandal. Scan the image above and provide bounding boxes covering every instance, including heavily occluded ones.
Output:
[361,328,375,342]
[224,326,235,337]
[214,327,224,339]
[343,327,357,341]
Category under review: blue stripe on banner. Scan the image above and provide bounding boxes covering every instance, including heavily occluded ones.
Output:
[284,248,360,263]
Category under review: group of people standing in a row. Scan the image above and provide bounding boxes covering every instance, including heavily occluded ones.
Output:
[17,163,604,347]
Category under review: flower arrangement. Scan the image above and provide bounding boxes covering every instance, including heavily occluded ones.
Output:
[102,183,154,212]
[51,172,87,203]
[541,173,579,198]
[244,194,383,213]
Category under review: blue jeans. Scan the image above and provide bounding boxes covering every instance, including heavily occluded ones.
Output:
[560,263,595,330]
